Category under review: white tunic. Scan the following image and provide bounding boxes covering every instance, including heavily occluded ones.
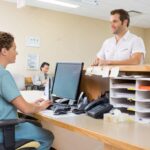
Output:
[97,31,145,63]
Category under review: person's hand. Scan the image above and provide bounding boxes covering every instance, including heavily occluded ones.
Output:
[34,98,45,104]
[42,80,48,85]
[91,58,100,66]
[38,100,53,110]
[98,59,110,65]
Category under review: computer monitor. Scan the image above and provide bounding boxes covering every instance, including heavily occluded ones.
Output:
[51,62,84,101]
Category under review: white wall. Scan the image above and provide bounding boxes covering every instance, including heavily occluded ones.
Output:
[0,1,148,77]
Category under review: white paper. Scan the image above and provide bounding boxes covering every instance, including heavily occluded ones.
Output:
[110,67,119,78]
[102,67,110,78]
[92,67,102,75]
[85,67,93,76]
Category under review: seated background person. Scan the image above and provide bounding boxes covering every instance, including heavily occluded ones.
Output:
[0,31,54,150]
[33,62,50,90]
[93,9,146,66]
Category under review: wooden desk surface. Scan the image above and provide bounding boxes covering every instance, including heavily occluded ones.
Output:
[21,88,150,150]
[117,65,150,72]
[33,113,150,150]
[90,65,150,72]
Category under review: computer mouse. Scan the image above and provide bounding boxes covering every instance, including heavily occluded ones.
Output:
[54,110,67,115]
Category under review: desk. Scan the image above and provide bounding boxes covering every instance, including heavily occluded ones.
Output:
[81,65,150,100]
[21,91,150,150]
[33,112,150,150]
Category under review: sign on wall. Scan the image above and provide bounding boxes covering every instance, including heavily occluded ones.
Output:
[26,53,39,70]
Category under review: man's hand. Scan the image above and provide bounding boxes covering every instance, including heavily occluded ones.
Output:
[42,80,48,85]
[92,58,110,66]
[92,58,100,66]
[98,59,111,65]
[92,53,143,66]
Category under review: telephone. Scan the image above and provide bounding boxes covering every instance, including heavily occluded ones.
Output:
[84,92,113,119]
[72,92,89,114]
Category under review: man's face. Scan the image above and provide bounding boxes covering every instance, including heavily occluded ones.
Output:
[5,41,18,64]
[42,65,49,73]
[110,14,126,34]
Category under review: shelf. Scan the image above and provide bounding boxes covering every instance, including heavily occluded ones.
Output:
[136,89,150,91]
[110,77,150,122]
[136,118,150,123]
[137,78,150,81]
[136,112,150,123]
[111,77,136,80]
[111,83,135,90]
[135,109,150,113]
[135,99,150,102]
[136,91,150,101]
[111,92,135,99]
[136,101,150,109]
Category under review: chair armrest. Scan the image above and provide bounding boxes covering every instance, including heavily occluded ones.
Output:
[0,119,41,150]
[0,118,41,128]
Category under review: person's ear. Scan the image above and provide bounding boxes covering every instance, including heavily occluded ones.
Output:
[1,48,8,56]
[123,19,128,27]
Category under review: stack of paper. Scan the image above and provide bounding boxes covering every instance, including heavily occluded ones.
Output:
[86,66,120,78]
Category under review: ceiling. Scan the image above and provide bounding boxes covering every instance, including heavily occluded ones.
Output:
[5,0,150,28]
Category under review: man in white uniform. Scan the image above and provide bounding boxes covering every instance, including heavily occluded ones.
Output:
[93,9,145,65]
[33,62,50,90]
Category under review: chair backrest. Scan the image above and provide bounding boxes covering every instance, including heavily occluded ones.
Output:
[25,77,33,85]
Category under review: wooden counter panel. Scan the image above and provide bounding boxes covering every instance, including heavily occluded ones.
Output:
[80,73,109,100]
[34,113,148,150]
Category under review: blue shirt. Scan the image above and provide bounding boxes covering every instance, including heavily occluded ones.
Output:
[0,65,21,119]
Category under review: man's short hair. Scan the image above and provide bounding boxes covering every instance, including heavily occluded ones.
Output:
[40,62,50,71]
[111,9,130,27]
[0,31,14,52]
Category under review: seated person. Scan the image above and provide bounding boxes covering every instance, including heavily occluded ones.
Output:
[0,31,54,150]
[93,9,146,66]
[33,62,50,90]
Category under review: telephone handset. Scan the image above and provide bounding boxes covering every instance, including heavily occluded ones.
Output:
[72,92,89,114]
[77,92,89,109]
[77,91,85,104]
[84,99,103,112]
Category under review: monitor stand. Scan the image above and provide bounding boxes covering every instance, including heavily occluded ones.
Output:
[55,98,69,104]
[54,98,77,106]
[68,99,76,106]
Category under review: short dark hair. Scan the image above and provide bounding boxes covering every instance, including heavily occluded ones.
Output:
[40,62,50,71]
[111,9,130,27]
[0,31,14,52]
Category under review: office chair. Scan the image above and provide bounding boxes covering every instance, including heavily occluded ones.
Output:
[25,77,45,91]
[0,118,40,150]
[24,77,34,90]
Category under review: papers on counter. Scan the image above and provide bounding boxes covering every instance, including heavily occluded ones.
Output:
[85,66,120,78]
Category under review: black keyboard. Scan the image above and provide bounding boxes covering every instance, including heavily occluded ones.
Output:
[47,103,71,111]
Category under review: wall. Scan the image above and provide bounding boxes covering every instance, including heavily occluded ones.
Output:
[0,1,149,77]
[143,29,150,63]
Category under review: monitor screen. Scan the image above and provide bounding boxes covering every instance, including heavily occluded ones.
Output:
[51,62,83,100]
